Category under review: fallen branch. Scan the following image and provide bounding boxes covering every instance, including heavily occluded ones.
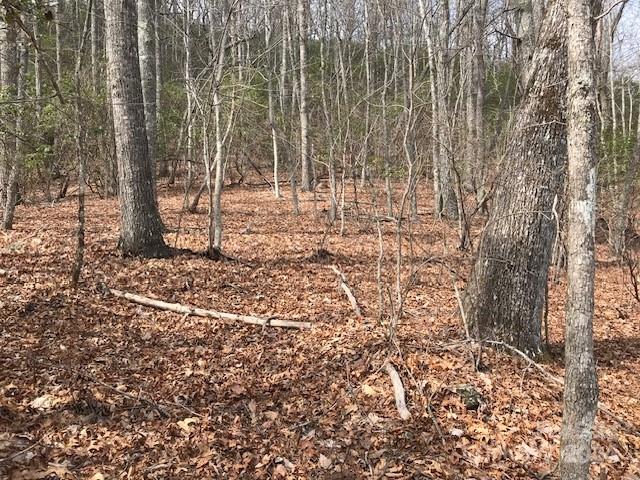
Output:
[330,265,363,318]
[103,285,312,330]
[384,362,411,420]
[0,441,40,464]
[81,372,171,418]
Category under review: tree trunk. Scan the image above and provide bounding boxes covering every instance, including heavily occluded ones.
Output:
[105,0,167,257]
[155,0,167,177]
[434,0,458,219]
[211,5,231,254]
[473,0,487,205]
[0,9,18,218]
[138,0,158,181]
[265,4,281,198]
[183,0,194,207]
[297,0,312,191]
[2,12,21,230]
[72,0,94,287]
[56,0,63,83]
[559,0,599,477]
[91,0,101,90]
[463,0,568,357]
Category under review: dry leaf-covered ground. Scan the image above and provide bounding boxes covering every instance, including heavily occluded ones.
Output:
[1,184,639,479]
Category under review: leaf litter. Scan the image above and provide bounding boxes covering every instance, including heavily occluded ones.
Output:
[0,184,639,478]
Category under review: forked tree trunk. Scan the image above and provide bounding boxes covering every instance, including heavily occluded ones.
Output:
[559,0,599,477]
[105,0,167,257]
[463,0,568,357]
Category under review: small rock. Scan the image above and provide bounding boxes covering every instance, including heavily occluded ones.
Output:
[455,384,483,411]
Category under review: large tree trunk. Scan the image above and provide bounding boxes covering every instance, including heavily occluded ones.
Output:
[559,0,599,477]
[138,0,158,180]
[463,0,568,357]
[105,0,167,257]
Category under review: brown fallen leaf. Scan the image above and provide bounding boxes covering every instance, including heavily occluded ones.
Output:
[318,453,332,469]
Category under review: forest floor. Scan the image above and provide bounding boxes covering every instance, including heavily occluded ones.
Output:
[1,183,639,479]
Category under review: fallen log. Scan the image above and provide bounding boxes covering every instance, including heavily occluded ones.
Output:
[330,265,363,318]
[384,362,411,420]
[104,286,312,330]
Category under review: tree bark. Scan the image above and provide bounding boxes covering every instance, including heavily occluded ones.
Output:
[56,0,63,83]
[2,11,22,230]
[0,9,18,221]
[138,0,158,180]
[559,0,599,477]
[155,0,167,177]
[90,0,102,91]
[434,0,458,219]
[297,0,312,191]
[105,0,167,257]
[463,0,568,357]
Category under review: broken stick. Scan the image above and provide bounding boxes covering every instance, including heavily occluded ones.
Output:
[384,362,411,420]
[104,286,312,330]
[330,265,363,318]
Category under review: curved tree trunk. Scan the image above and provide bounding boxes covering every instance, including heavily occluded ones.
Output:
[105,0,167,257]
[463,0,568,357]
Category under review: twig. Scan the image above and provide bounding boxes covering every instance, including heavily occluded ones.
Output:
[0,441,40,464]
[594,0,628,20]
[102,284,311,329]
[484,340,639,436]
[330,265,363,318]
[81,373,171,418]
[451,274,479,369]
[384,362,411,420]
